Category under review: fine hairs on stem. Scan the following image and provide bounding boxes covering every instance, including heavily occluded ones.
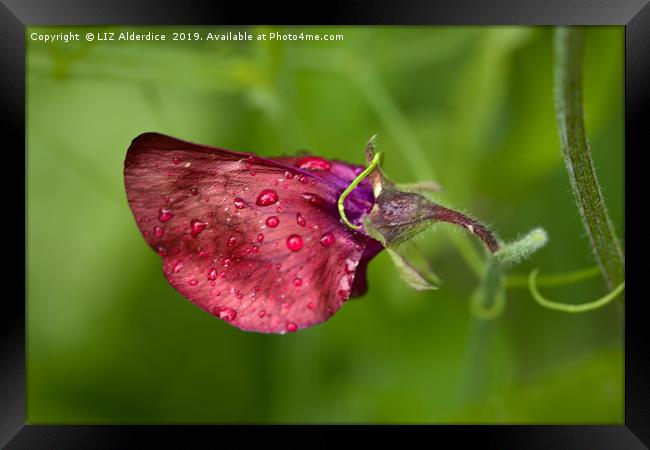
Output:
[554,27,625,290]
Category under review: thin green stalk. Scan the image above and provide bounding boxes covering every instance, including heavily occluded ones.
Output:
[338,149,382,230]
[554,27,624,289]
[506,265,600,288]
[529,269,625,313]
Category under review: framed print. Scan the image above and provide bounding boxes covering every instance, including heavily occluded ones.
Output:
[4,0,646,447]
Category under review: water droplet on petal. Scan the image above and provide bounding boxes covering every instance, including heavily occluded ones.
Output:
[220,257,232,268]
[257,233,265,243]
[286,235,304,252]
[266,216,280,228]
[207,268,218,281]
[191,188,199,196]
[293,277,303,287]
[227,236,237,247]
[320,232,335,247]
[307,302,316,310]
[258,310,266,317]
[286,322,298,332]
[172,157,181,165]
[302,193,323,206]
[296,156,332,171]
[256,189,279,206]
[234,198,246,209]
[251,245,259,254]
[159,208,174,222]
[173,261,184,273]
[190,219,207,237]
[189,279,199,286]
[284,171,295,179]
[215,306,237,322]
[153,226,164,238]
[296,213,306,227]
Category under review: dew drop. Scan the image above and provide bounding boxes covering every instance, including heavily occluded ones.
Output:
[220,257,232,268]
[172,157,181,165]
[286,322,298,332]
[296,213,306,227]
[207,268,218,281]
[251,245,259,254]
[307,302,316,310]
[173,261,184,273]
[256,189,279,206]
[191,188,199,196]
[258,310,266,317]
[296,156,331,171]
[189,279,199,286]
[159,208,174,222]
[293,277,303,287]
[298,175,308,184]
[190,219,207,237]
[227,236,237,247]
[266,216,280,228]
[215,306,237,322]
[234,197,246,209]
[284,171,295,179]
[286,235,304,252]
[257,233,265,243]
[319,232,335,247]
[302,192,323,206]
[153,226,164,238]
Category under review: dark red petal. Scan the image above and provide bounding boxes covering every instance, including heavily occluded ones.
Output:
[124,132,380,334]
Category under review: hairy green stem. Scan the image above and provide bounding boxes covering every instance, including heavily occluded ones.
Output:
[554,27,624,289]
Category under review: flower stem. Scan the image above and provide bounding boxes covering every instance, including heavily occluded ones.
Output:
[554,27,625,289]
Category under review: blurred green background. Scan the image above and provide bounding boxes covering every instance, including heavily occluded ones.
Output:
[27,26,624,423]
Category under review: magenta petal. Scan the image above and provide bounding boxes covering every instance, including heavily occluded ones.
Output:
[124,132,383,334]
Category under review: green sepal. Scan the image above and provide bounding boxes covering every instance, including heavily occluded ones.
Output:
[363,215,439,291]
[387,248,439,291]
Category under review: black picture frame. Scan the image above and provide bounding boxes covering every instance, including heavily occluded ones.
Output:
[5,0,646,447]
